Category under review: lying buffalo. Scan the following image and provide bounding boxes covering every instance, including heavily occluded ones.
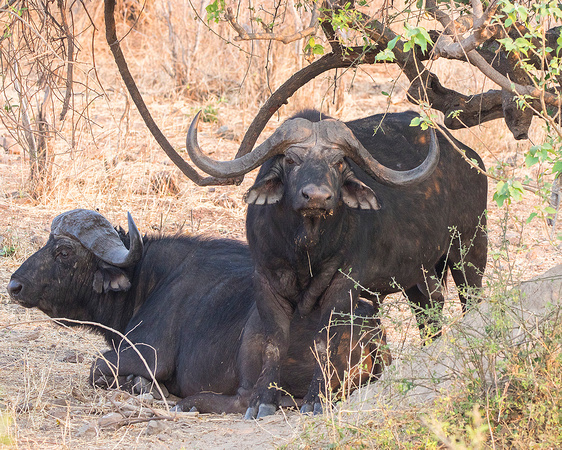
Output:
[7,209,390,413]
[185,110,488,417]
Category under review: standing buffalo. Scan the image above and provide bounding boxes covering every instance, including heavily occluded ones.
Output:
[7,209,389,413]
[185,110,487,418]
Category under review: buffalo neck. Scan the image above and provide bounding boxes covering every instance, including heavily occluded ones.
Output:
[247,200,356,278]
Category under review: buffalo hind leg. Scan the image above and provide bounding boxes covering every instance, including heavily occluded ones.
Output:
[90,344,172,397]
[448,226,487,311]
[406,265,446,340]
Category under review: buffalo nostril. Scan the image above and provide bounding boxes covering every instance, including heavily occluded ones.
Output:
[301,185,332,202]
[7,279,23,297]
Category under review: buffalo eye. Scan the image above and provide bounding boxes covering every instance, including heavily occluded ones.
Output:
[285,157,295,166]
[56,247,72,261]
[333,159,344,171]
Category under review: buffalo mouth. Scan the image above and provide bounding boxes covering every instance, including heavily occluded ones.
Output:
[9,295,37,308]
[14,299,36,308]
[299,208,332,218]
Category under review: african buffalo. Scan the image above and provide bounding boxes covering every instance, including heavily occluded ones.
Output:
[185,110,487,418]
[7,209,389,413]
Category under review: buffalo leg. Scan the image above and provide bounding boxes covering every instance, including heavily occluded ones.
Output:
[405,267,445,339]
[245,273,294,419]
[448,224,487,311]
[300,276,359,415]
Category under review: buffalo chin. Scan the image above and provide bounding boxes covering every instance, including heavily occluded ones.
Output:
[296,214,330,248]
[13,299,36,309]
[299,208,332,218]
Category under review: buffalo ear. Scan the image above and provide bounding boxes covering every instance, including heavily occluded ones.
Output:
[93,262,132,294]
[244,163,284,205]
[342,177,381,210]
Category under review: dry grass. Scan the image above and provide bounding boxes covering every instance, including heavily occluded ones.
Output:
[0,1,561,448]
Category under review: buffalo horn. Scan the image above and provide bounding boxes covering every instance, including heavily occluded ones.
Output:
[186,112,314,178]
[51,209,143,267]
[324,120,440,187]
[186,112,439,186]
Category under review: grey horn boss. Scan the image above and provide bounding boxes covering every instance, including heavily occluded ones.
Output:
[51,209,143,268]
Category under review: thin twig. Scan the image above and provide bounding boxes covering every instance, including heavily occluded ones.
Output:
[57,0,74,121]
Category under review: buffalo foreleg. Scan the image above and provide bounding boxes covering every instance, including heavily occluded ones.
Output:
[245,272,294,420]
[300,275,360,415]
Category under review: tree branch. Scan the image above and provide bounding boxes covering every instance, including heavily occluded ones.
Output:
[104,0,239,186]
[58,0,74,122]
[225,4,319,44]
[235,48,385,159]
[431,1,502,59]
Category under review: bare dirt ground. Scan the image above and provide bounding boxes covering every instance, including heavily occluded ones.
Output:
[0,58,560,448]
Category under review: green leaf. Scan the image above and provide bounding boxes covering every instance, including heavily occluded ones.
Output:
[410,117,421,127]
[403,23,433,55]
[525,153,539,167]
[526,212,538,223]
[375,48,396,62]
[387,35,399,51]
[205,0,225,23]
[553,160,562,175]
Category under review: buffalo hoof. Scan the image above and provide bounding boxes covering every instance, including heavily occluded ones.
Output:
[300,402,323,415]
[131,375,151,394]
[244,406,257,420]
[130,376,169,399]
[313,402,323,415]
[256,403,277,419]
[170,403,198,413]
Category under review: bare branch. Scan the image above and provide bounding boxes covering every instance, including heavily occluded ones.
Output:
[234,50,383,159]
[225,4,319,44]
[104,0,240,186]
[429,0,501,59]
[58,0,74,122]
[466,49,561,107]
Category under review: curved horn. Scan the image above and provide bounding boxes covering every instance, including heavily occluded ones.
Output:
[51,209,143,268]
[186,112,314,178]
[322,120,440,186]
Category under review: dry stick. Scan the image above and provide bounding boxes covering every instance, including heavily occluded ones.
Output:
[225,4,319,44]
[58,0,74,122]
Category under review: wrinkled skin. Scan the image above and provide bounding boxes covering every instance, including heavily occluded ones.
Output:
[8,212,390,413]
[244,111,488,417]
